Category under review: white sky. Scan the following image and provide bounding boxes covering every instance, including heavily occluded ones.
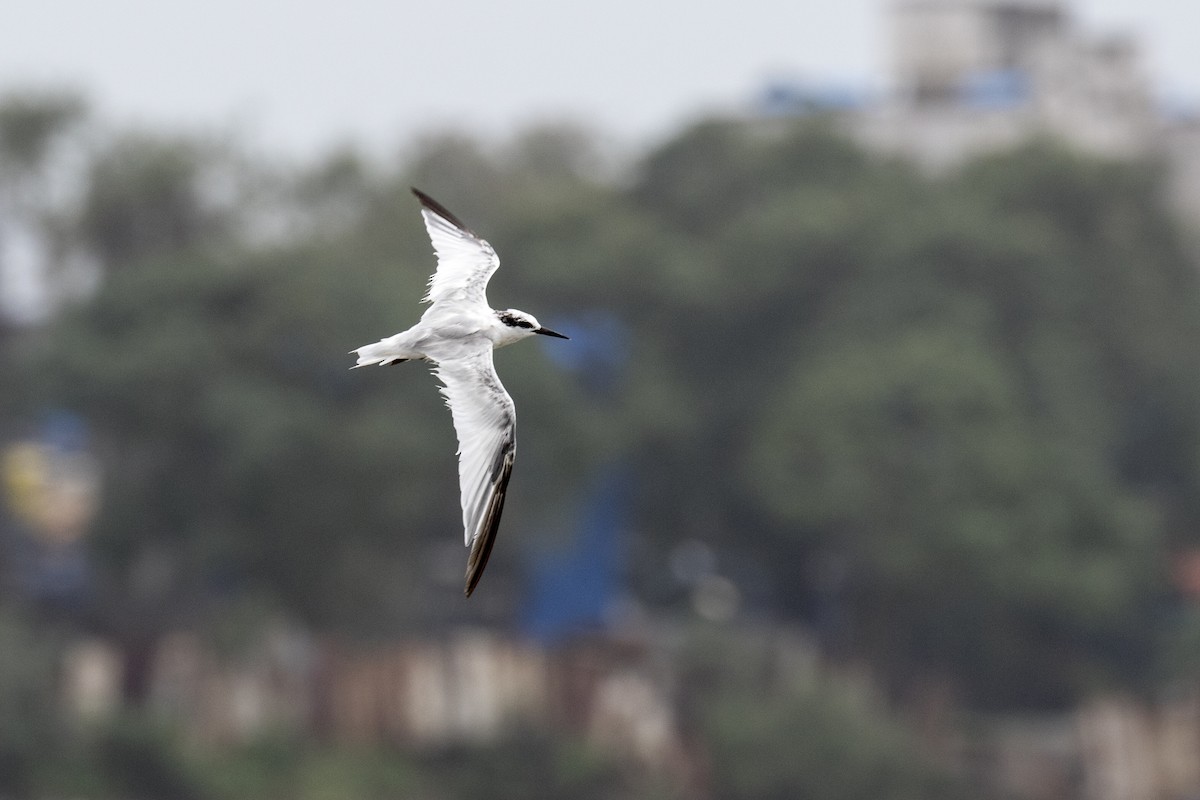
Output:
[2,1,1199,159]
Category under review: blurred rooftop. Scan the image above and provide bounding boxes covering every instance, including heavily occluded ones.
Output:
[757,0,1200,223]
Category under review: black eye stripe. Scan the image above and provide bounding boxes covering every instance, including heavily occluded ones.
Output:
[498,312,535,329]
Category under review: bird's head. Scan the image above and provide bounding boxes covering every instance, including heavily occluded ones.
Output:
[496,309,569,342]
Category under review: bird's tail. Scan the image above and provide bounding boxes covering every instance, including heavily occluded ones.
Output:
[350,340,412,368]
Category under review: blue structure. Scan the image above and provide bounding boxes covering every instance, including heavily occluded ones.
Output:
[960,69,1031,109]
[39,409,91,453]
[0,408,97,613]
[521,468,629,644]
[758,79,869,117]
[539,311,628,396]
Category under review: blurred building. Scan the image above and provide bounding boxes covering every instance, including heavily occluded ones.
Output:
[761,0,1200,224]
[861,0,1157,166]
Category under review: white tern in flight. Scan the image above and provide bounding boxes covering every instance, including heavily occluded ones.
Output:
[351,189,568,596]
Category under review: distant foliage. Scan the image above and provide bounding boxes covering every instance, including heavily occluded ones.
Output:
[5,97,1200,713]
[679,628,968,800]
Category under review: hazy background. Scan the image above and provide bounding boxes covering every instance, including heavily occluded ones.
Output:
[3,1,1200,799]
[4,0,1200,157]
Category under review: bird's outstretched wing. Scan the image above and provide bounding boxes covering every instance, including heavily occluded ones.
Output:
[412,188,500,307]
[434,346,516,596]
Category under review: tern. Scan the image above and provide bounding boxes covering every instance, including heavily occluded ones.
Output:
[351,189,568,597]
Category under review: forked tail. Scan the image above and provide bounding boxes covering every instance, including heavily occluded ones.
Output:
[350,340,411,368]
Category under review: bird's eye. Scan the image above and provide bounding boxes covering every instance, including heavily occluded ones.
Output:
[518,320,534,329]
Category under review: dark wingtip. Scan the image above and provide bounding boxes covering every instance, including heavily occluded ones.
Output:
[463,492,503,597]
[411,187,473,233]
[462,450,513,598]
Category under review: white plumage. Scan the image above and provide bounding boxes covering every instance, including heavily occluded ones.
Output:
[351,189,568,596]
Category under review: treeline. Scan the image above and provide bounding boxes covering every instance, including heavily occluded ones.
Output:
[3,91,1200,716]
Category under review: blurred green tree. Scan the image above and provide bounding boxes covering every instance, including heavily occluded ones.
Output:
[679,627,968,800]
[77,133,239,272]
[11,112,1200,714]
[625,130,1196,706]
[0,609,62,795]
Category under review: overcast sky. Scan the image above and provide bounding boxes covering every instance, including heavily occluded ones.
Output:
[3,1,1200,159]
